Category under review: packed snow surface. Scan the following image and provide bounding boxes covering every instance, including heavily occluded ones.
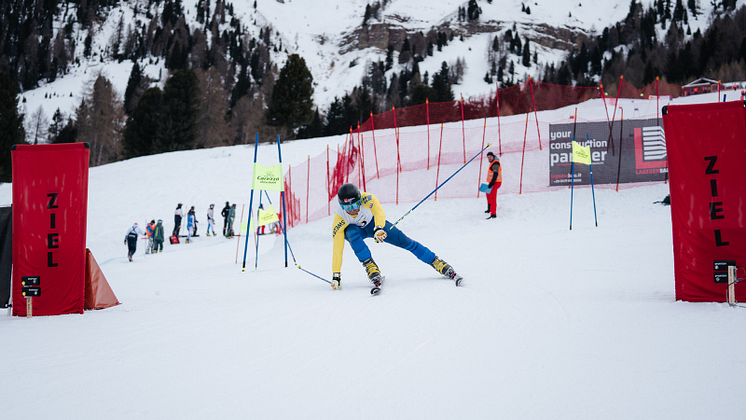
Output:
[2,94,746,418]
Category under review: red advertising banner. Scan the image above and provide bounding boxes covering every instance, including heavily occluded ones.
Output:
[663,101,746,302]
[12,143,90,316]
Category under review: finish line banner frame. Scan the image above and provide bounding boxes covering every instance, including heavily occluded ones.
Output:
[663,101,746,302]
[12,143,90,316]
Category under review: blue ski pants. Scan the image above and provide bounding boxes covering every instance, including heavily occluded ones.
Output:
[344,220,435,265]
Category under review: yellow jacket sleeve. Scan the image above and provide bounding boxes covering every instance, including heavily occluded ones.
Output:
[362,192,386,227]
[331,213,347,273]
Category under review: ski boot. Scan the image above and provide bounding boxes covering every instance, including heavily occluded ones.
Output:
[363,257,383,287]
[431,256,463,286]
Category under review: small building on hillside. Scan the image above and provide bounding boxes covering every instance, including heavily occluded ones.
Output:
[683,77,719,96]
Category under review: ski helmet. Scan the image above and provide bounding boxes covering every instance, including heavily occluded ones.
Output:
[337,183,361,206]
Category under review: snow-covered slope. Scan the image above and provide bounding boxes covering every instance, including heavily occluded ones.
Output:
[1,90,746,419]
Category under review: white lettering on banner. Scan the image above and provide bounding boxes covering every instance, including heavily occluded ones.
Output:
[550,150,608,167]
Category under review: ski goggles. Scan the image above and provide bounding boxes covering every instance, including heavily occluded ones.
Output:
[340,199,362,212]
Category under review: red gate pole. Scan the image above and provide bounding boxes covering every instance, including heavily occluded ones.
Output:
[235,204,245,263]
[656,76,660,123]
[306,155,310,224]
[370,111,380,179]
[528,77,543,150]
[393,106,400,205]
[326,145,330,216]
[496,81,502,156]
[478,117,487,198]
[435,123,444,201]
[519,112,529,195]
[344,128,351,183]
[287,165,293,226]
[460,94,466,163]
[600,82,612,135]
[719,80,721,102]
[358,121,365,190]
[608,75,624,153]
[426,98,431,170]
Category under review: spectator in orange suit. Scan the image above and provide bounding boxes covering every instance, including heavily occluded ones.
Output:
[485,151,502,219]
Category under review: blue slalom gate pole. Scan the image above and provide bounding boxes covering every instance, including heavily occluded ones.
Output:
[569,149,575,231]
[390,143,491,229]
[278,135,289,267]
[241,133,260,271]
[254,191,263,270]
[587,134,598,227]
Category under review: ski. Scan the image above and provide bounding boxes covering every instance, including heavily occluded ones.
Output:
[370,286,381,296]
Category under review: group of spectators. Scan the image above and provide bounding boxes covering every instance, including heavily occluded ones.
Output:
[124,202,238,261]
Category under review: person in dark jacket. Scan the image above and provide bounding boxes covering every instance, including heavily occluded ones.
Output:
[173,203,184,236]
[221,201,231,236]
[124,223,146,262]
[227,204,237,238]
[153,219,165,253]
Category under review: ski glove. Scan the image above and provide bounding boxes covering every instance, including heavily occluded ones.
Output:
[373,226,387,243]
[331,273,341,290]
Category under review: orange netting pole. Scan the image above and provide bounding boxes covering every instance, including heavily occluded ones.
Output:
[718,80,721,102]
[519,112,529,195]
[656,77,660,123]
[478,117,487,198]
[369,111,380,179]
[600,82,612,134]
[496,82,502,156]
[306,154,310,224]
[426,98,431,170]
[528,77,543,150]
[616,108,624,192]
[393,106,400,204]
[326,145,330,215]
[344,129,351,183]
[460,94,466,163]
[358,121,365,190]
[608,75,624,154]
[435,123,444,201]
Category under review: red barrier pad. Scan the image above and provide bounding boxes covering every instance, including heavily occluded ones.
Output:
[663,101,746,302]
[12,143,89,316]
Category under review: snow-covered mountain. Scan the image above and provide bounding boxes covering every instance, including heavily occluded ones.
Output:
[20,0,727,125]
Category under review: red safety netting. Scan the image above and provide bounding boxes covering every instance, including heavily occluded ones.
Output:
[283,78,683,228]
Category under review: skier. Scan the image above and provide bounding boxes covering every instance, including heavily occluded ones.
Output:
[484,151,502,219]
[221,202,231,236]
[173,203,184,236]
[206,204,217,236]
[153,219,165,253]
[145,220,156,254]
[186,207,196,243]
[330,183,462,294]
[124,222,146,262]
[227,204,236,238]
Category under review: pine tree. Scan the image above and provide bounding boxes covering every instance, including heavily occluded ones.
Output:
[124,87,163,158]
[159,69,201,151]
[196,66,231,148]
[76,73,126,166]
[124,62,144,114]
[267,54,315,134]
[522,39,531,67]
[0,72,26,182]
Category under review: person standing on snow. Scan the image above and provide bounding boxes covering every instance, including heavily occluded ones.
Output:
[330,183,462,294]
[186,207,196,243]
[173,203,184,236]
[124,222,146,262]
[227,204,237,238]
[206,204,217,236]
[484,151,502,219]
[145,220,156,254]
[153,219,165,253]
[221,202,231,236]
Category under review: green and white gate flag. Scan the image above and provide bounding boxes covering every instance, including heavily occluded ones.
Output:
[251,163,284,191]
